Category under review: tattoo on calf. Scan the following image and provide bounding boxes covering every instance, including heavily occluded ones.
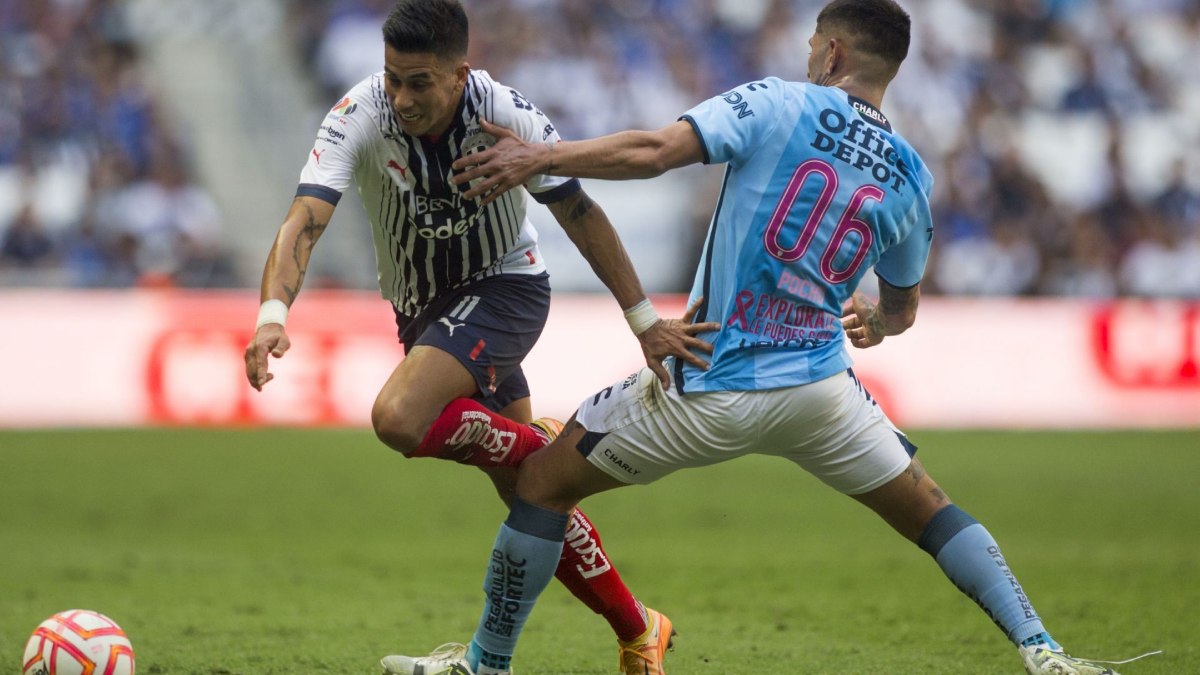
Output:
[907,461,927,485]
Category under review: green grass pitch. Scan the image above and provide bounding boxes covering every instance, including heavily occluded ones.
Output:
[2,429,1197,674]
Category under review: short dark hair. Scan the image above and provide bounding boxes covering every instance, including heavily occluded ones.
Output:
[382,0,468,61]
[817,0,911,67]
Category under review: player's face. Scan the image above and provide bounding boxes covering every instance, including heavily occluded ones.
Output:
[383,45,468,137]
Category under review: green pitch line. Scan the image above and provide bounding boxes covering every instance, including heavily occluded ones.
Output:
[1,429,1197,674]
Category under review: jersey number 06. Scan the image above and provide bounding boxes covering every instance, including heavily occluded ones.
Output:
[763,158,885,284]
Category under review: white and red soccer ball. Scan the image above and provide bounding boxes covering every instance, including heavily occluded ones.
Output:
[22,610,134,675]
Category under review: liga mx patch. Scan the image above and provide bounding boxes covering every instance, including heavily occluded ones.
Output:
[328,96,358,117]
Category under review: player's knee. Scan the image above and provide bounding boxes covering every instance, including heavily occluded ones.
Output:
[515,453,578,513]
[370,399,423,456]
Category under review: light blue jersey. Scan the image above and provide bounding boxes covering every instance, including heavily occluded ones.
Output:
[676,78,934,393]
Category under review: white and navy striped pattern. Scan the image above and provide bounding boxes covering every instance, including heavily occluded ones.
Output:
[298,70,579,318]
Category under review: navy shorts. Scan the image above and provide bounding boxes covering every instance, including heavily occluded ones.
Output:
[394,273,551,413]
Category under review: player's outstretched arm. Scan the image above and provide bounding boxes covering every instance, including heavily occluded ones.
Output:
[547,191,717,388]
[841,280,920,349]
[244,196,335,391]
[453,119,705,205]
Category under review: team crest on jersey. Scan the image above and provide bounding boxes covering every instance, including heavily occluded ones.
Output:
[461,130,496,157]
[328,96,358,117]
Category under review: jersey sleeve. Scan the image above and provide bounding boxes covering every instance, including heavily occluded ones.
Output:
[679,77,790,166]
[297,86,376,205]
[486,84,581,204]
[874,172,934,289]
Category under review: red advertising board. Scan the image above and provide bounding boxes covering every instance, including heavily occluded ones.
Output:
[1,291,1196,429]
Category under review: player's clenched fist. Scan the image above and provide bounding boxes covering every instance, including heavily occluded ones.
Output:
[244,324,291,391]
[841,292,886,349]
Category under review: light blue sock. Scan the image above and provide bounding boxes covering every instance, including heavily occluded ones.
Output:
[468,498,569,669]
[918,505,1050,646]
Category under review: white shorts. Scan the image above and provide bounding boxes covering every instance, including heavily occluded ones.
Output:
[573,368,914,495]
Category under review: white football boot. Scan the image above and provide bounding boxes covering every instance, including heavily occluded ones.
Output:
[381,643,478,675]
[1020,644,1119,675]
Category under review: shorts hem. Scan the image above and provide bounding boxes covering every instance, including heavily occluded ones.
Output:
[840,455,911,496]
[585,446,649,486]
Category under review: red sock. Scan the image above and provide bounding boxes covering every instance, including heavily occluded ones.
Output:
[412,398,545,467]
[555,508,647,642]
[417,400,647,640]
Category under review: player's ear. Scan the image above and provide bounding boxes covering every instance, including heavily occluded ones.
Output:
[824,38,841,77]
[454,61,470,86]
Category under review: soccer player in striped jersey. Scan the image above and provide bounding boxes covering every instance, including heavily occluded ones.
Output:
[380,1,1140,674]
[242,0,713,668]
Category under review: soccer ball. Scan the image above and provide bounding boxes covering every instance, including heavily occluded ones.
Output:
[22,610,135,675]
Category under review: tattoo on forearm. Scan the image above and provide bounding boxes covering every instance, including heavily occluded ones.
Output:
[283,201,329,303]
[930,487,948,505]
[866,308,887,339]
[879,287,918,328]
[863,287,918,338]
[563,193,596,222]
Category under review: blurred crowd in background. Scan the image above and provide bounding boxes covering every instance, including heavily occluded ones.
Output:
[3,0,1200,296]
[0,0,236,288]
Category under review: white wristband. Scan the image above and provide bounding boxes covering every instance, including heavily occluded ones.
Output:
[255,299,289,329]
[623,299,660,335]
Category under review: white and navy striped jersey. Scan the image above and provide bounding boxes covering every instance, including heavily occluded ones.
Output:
[297,70,580,318]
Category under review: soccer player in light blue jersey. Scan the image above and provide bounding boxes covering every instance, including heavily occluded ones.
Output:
[379,1,1134,673]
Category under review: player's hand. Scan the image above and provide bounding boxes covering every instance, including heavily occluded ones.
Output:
[638,298,720,389]
[841,292,885,349]
[244,323,291,391]
[452,119,545,205]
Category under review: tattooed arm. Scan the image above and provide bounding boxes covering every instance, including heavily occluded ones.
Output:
[260,196,333,305]
[547,192,645,315]
[547,191,716,388]
[244,196,334,390]
[841,278,920,349]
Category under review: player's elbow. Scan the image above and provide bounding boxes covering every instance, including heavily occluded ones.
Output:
[639,147,674,178]
[630,121,703,178]
[618,131,675,178]
[618,149,670,179]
